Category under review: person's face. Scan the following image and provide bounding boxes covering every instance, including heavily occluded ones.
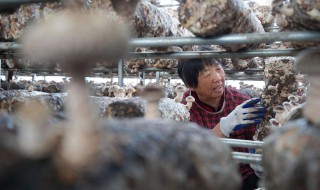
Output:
[190,64,225,99]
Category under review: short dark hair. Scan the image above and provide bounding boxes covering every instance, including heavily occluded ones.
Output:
[178,58,222,88]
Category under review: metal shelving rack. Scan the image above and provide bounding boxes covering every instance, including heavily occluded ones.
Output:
[1,31,320,84]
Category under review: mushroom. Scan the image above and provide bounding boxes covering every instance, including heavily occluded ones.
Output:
[140,86,166,119]
[27,85,34,92]
[126,86,136,98]
[185,96,195,111]
[21,7,130,173]
[282,101,293,112]
[288,95,300,105]
[296,49,320,125]
[117,87,126,98]
[273,105,287,124]
[295,74,305,83]
[267,84,278,91]
[108,85,121,97]
[174,85,186,103]
[269,118,280,128]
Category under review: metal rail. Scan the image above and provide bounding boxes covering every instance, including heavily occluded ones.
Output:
[0,0,59,12]
[0,48,301,59]
[129,31,320,48]
[220,138,264,149]
[1,31,320,50]
[128,49,301,59]
[0,0,57,5]
[221,139,263,164]
[232,152,262,164]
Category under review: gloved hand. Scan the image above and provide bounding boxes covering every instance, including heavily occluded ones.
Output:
[220,98,265,137]
[249,148,263,178]
[250,163,263,178]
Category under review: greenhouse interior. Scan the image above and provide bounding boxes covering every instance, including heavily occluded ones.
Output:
[0,0,319,190]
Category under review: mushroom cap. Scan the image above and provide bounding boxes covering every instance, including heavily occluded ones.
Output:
[273,105,285,113]
[140,86,166,102]
[22,11,130,68]
[118,88,125,93]
[126,86,136,93]
[109,85,121,93]
[288,95,299,103]
[296,49,320,75]
[186,96,195,102]
[175,85,186,93]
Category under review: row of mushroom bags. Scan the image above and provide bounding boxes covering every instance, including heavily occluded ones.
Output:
[0,0,319,189]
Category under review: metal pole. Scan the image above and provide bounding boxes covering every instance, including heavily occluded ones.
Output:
[0,42,21,51]
[139,72,145,86]
[0,0,58,11]
[129,31,320,47]
[0,48,302,59]
[232,152,262,164]
[128,48,301,59]
[32,74,36,82]
[117,59,124,86]
[156,71,160,84]
[0,59,1,88]
[220,138,264,149]
[2,32,320,50]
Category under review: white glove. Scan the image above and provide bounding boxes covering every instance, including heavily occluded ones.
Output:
[220,98,265,137]
[250,163,263,178]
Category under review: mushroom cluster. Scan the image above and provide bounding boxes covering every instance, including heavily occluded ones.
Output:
[262,49,320,190]
[254,56,301,141]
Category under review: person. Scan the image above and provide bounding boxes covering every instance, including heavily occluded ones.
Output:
[178,49,265,190]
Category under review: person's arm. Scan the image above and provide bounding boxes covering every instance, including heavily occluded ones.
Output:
[212,123,227,138]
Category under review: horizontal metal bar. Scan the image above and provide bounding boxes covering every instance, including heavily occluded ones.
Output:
[129,31,320,47]
[157,3,180,7]
[128,49,300,59]
[0,0,58,12]
[0,0,57,5]
[0,47,302,59]
[2,31,320,50]
[220,138,264,149]
[0,43,22,51]
[232,152,262,164]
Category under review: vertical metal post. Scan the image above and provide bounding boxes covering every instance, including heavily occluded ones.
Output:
[156,71,160,84]
[32,74,36,82]
[139,72,145,86]
[0,59,1,88]
[5,71,9,82]
[118,59,124,87]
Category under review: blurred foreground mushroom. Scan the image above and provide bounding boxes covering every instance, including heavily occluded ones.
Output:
[140,86,166,119]
[262,49,320,190]
[21,7,130,173]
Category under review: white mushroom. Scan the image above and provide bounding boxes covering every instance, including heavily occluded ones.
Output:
[288,95,300,105]
[282,101,293,112]
[295,74,305,83]
[185,96,195,111]
[117,87,126,98]
[174,85,186,103]
[108,85,121,97]
[267,84,278,91]
[126,86,136,98]
[273,105,287,125]
[140,86,166,119]
[269,118,280,127]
